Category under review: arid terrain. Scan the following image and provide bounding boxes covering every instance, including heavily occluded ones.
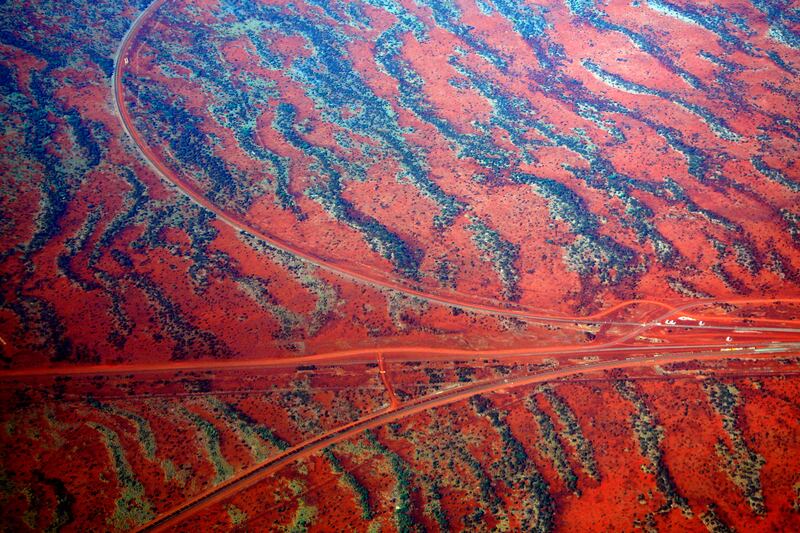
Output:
[1,0,800,531]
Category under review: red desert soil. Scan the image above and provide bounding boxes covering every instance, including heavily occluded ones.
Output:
[2,0,800,531]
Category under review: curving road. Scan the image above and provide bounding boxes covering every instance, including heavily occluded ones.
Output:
[104,3,800,532]
[135,344,798,532]
[109,0,800,327]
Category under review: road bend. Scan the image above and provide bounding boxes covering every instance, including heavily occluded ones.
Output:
[110,1,800,328]
[104,6,800,530]
[136,345,797,532]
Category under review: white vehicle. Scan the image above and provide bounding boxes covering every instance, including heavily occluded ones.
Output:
[725,336,733,342]
[698,321,705,326]
[665,319,676,325]
[677,316,694,321]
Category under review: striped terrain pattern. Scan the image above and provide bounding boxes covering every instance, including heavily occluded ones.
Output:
[123,0,800,311]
